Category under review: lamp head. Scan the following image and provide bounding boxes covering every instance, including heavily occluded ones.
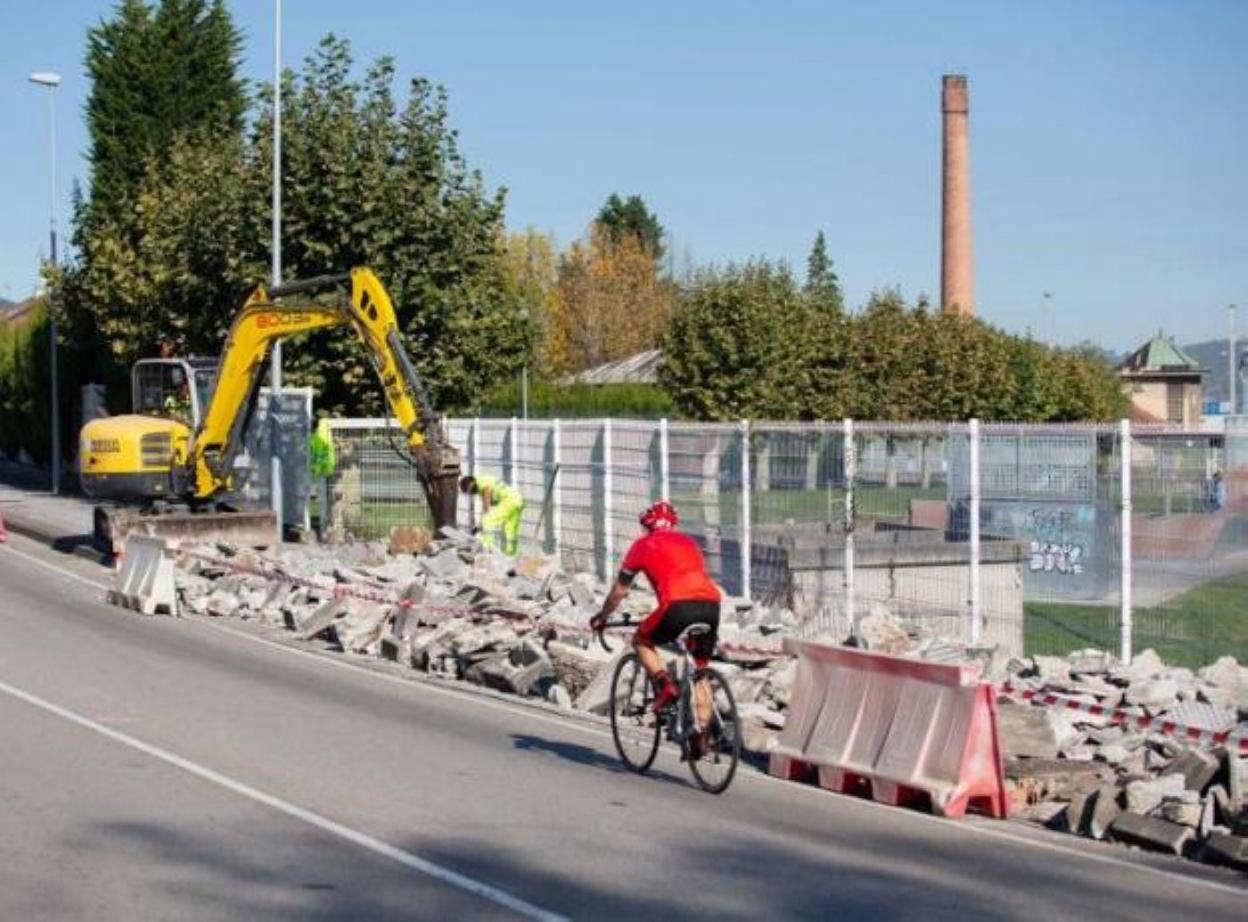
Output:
[28,72,62,88]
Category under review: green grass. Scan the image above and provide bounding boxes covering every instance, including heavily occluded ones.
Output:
[676,485,946,528]
[1025,571,1248,668]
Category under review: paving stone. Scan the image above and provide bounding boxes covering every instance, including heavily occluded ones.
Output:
[1169,747,1222,793]
[1124,773,1186,815]
[1088,785,1123,840]
[1110,813,1193,855]
[1160,800,1202,827]
[997,702,1059,759]
[1200,832,1248,870]
[547,640,613,699]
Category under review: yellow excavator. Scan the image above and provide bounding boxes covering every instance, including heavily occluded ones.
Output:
[79,267,461,551]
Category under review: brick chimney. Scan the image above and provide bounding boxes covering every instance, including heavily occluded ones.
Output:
[941,75,973,316]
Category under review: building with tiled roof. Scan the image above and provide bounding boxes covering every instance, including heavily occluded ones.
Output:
[1117,332,1205,424]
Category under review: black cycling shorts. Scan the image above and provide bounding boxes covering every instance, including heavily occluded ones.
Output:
[637,598,720,661]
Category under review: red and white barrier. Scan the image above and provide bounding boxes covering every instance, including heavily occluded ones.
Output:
[770,637,1008,819]
[0,508,7,543]
[1000,682,1248,756]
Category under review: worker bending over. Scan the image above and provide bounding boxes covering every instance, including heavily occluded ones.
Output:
[460,474,525,556]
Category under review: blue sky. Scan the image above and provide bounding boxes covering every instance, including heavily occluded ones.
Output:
[1,0,1245,350]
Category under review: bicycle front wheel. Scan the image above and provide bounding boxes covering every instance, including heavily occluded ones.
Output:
[687,667,741,794]
[609,653,661,774]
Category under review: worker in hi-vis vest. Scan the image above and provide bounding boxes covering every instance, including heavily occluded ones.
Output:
[459,474,525,556]
[309,416,336,540]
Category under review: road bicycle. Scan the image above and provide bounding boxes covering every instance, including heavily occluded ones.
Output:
[597,616,741,794]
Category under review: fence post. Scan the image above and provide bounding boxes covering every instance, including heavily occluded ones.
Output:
[603,418,614,576]
[1120,418,1133,664]
[659,417,670,502]
[552,418,563,560]
[470,417,480,529]
[740,419,752,599]
[509,416,520,489]
[969,418,982,646]
[843,418,856,631]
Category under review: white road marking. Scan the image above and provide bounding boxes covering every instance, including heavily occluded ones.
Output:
[0,676,567,922]
[4,540,1245,898]
[0,541,112,591]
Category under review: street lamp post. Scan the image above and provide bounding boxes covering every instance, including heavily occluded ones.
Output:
[29,70,61,495]
[1230,305,1239,416]
[270,0,284,525]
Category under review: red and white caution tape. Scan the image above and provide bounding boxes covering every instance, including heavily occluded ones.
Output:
[1000,682,1248,755]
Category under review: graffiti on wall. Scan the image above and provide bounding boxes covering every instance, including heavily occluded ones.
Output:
[1027,508,1086,576]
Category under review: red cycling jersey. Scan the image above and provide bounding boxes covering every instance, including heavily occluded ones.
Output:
[618,529,720,608]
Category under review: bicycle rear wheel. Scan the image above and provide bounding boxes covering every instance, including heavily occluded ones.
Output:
[686,667,741,794]
[609,653,661,774]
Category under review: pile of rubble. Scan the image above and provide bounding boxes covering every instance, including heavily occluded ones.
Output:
[172,526,795,754]
[997,647,1248,870]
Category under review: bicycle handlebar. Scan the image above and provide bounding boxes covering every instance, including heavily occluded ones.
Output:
[594,616,633,653]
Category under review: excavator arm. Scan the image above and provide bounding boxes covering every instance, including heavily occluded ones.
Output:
[190,267,461,529]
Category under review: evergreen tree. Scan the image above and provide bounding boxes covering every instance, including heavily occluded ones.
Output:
[596,194,665,262]
[804,230,842,312]
[83,0,245,228]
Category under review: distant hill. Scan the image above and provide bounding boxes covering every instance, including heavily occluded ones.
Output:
[1184,339,1247,403]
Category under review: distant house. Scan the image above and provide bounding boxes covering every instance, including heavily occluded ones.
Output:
[1117,332,1205,425]
[568,348,662,385]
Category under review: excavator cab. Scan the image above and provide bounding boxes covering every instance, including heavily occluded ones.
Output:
[131,358,218,429]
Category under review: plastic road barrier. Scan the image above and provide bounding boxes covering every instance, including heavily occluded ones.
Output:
[108,535,179,616]
[769,637,1008,819]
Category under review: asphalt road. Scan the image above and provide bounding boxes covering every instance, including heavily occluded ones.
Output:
[0,533,1244,921]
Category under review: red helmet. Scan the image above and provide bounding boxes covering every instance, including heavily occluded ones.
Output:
[639,500,678,530]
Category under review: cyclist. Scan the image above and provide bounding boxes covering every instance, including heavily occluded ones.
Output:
[459,474,526,557]
[591,500,721,753]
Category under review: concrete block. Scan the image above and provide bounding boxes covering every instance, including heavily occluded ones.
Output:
[564,577,595,609]
[1088,785,1122,840]
[332,599,390,653]
[297,599,347,640]
[1125,677,1178,710]
[547,640,613,699]
[422,550,468,580]
[1225,748,1246,803]
[546,683,572,709]
[1031,655,1071,684]
[997,702,1059,759]
[573,649,628,715]
[1200,832,1248,871]
[1109,813,1193,855]
[481,648,554,697]
[1170,747,1221,793]
[1160,800,1202,827]
[1125,774,1186,815]
[450,620,516,656]
[1065,787,1097,835]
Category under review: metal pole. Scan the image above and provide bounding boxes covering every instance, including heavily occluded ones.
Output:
[47,84,60,495]
[521,365,529,421]
[968,418,982,645]
[659,417,670,502]
[603,418,614,577]
[269,0,284,524]
[470,417,480,529]
[510,416,520,488]
[740,419,752,599]
[843,418,856,631]
[552,419,563,560]
[1230,305,1238,416]
[1120,418,1133,664]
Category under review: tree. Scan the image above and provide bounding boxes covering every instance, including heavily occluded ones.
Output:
[502,229,560,374]
[84,0,245,229]
[546,225,675,377]
[804,230,842,313]
[596,194,665,262]
[660,261,811,420]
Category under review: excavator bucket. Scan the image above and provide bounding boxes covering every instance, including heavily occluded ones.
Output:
[98,507,279,557]
[414,442,463,531]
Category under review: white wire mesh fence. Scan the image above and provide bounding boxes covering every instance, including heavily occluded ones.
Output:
[323,416,1248,666]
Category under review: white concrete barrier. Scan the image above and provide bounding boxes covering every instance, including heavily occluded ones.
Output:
[108,535,179,616]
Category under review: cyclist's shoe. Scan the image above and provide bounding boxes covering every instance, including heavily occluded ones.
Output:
[651,672,678,715]
[683,728,711,762]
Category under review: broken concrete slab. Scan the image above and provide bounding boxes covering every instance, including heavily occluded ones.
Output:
[1124,773,1186,815]
[1088,785,1123,840]
[1169,747,1222,793]
[997,702,1059,759]
[1125,677,1178,710]
[1110,813,1193,855]
[297,599,348,640]
[547,640,613,699]
[332,599,390,654]
[1201,831,1248,871]
[388,525,432,556]
[1160,800,1202,828]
